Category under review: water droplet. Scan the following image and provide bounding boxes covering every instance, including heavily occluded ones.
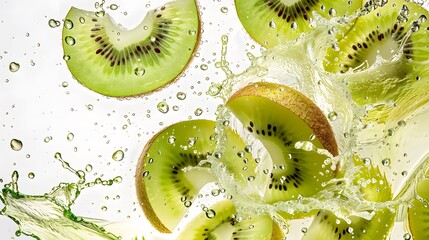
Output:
[150,36,156,42]
[134,67,145,76]
[65,36,76,46]
[398,120,406,127]
[10,139,23,151]
[247,176,255,182]
[188,29,197,35]
[96,10,105,17]
[9,62,20,72]
[86,104,94,111]
[291,22,297,30]
[382,158,391,166]
[112,150,124,161]
[184,201,192,207]
[64,19,74,29]
[188,137,197,147]
[142,171,149,177]
[328,112,338,121]
[200,64,208,71]
[363,158,371,165]
[207,84,221,96]
[85,164,93,172]
[110,4,118,10]
[328,8,337,17]
[67,132,74,141]
[205,209,216,219]
[403,233,411,240]
[401,171,408,177]
[44,136,53,143]
[194,108,203,116]
[269,21,276,28]
[301,227,308,233]
[48,19,60,28]
[101,206,107,211]
[220,7,228,13]
[63,55,70,61]
[173,105,179,111]
[168,136,176,144]
[177,92,186,100]
[157,102,169,113]
[211,189,220,196]
[27,172,35,179]
[79,17,85,24]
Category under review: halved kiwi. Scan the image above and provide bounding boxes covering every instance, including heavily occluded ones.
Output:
[177,200,279,239]
[226,82,338,204]
[324,0,429,73]
[135,120,257,233]
[302,155,395,240]
[62,0,200,97]
[235,0,362,48]
[408,176,429,239]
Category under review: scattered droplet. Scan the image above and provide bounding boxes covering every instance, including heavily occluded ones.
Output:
[95,10,105,17]
[10,139,23,151]
[200,64,208,71]
[64,19,74,29]
[328,112,338,121]
[194,108,203,116]
[220,6,228,13]
[291,22,298,30]
[382,158,391,167]
[211,189,220,196]
[269,21,276,29]
[403,233,411,240]
[134,67,145,76]
[168,136,176,144]
[48,19,60,28]
[9,62,20,72]
[112,150,124,161]
[44,136,53,143]
[301,227,308,233]
[85,164,93,172]
[110,4,118,10]
[67,132,74,141]
[28,172,35,179]
[205,209,216,219]
[328,8,337,17]
[63,55,70,61]
[65,36,76,46]
[157,102,169,113]
[79,17,85,24]
[176,92,186,100]
[401,171,408,177]
[188,29,197,35]
[398,120,406,127]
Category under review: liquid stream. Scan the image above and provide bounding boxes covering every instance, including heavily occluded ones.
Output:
[2,4,429,239]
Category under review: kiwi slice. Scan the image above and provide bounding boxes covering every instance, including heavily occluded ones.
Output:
[408,177,429,239]
[226,82,338,203]
[324,0,429,73]
[177,200,278,239]
[62,0,200,97]
[135,120,257,233]
[235,0,362,48]
[302,156,395,240]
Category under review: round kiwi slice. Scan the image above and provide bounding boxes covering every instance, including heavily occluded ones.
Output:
[324,0,429,73]
[226,82,338,204]
[135,120,257,233]
[235,0,362,48]
[62,0,200,97]
[177,200,279,239]
[407,177,429,239]
[302,156,395,240]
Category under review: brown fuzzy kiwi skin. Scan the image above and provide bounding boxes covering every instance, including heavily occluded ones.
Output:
[228,82,338,157]
[135,128,171,233]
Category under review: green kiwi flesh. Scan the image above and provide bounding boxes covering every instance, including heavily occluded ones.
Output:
[235,0,362,48]
[302,155,395,240]
[177,200,277,240]
[324,0,429,73]
[135,120,257,233]
[226,82,338,203]
[62,0,200,97]
[408,177,429,239]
